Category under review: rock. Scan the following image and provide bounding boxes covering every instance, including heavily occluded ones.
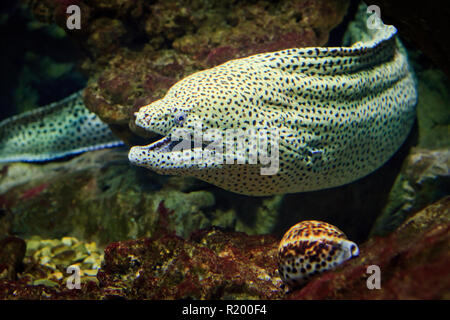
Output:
[98,227,283,299]
[287,196,450,299]
[0,236,26,280]
[370,65,450,236]
[371,148,450,236]
[0,235,105,300]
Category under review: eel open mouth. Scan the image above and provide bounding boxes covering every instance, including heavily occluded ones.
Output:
[128,134,175,166]
[135,132,213,154]
[144,135,175,153]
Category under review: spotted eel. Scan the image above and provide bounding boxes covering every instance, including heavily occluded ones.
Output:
[0,91,123,163]
[129,5,417,196]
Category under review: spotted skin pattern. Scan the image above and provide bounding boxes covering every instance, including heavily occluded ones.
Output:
[129,14,417,196]
[278,220,359,289]
[0,91,123,163]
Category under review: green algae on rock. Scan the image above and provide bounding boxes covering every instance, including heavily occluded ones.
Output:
[0,149,218,245]
[371,148,450,236]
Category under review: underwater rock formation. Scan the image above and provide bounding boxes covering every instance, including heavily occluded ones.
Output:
[0,196,448,299]
[371,148,450,236]
[22,0,351,141]
[97,228,283,299]
[0,236,26,281]
[0,148,219,245]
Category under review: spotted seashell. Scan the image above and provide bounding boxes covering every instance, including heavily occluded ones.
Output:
[278,220,359,289]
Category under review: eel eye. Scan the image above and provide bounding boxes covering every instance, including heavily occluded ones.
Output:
[174,112,186,125]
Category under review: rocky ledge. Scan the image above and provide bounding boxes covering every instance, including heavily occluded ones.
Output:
[0,196,448,299]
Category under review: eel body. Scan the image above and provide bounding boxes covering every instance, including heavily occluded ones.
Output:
[0,91,123,163]
[129,6,418,196]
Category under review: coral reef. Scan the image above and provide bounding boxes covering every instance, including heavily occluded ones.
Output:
[21,0,350,141]
[0,196,448,299]
[98,228,282,299]
[0,236,26,280]
[0,148,218,245]
[371,148,450,236]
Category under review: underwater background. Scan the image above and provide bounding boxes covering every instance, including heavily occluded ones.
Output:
[0,0,449,299]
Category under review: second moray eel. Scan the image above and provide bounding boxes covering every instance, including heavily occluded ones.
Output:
[0,91,123,163]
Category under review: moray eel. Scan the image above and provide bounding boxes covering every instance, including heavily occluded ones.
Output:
[129,6,417,196]
[0,91,123,163]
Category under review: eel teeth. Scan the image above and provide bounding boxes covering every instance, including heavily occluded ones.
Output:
[146,136,171,151]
